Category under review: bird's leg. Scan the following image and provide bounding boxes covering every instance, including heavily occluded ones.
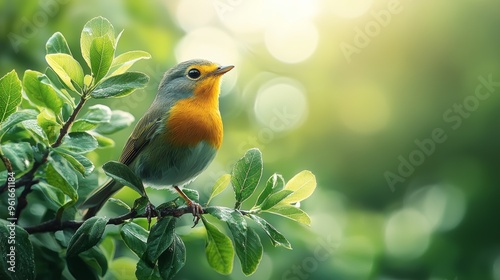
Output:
[173,186,203,226]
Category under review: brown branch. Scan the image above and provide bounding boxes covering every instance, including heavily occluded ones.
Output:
[52,95,88,148]
[25,205,202,234]
[0,152,14,173]
[14,179,38,220]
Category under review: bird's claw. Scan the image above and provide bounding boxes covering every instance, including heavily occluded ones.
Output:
[145,202,156,229]
[188,202,203,227]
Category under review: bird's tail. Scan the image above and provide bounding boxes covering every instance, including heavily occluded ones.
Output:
[80,180,123,220]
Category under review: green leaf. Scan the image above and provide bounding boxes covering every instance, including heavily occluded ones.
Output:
[1,142,33,175]
[90,36,115,83]
[227,211,263,276]
[67,255,99,280]
[0,70,22,123]
[102,161,145,195]
[264,205,311,225]
[110,50,151,76]
[37,109,60,143]
[0,110,37,138]
[46,32,72,55]
[94,110,134,135]
[181,188,199,202]
[53,148,94,176]
[205,206,234,222]
[281,170,316,204]
[33,180,66,207]
[90,72,149,99]
[45,67,76,108]
[47,154,78,201]
[90,132,115,148]
[205,207,263,275]
[23,70,63,114]
[81,16,115,68]
[115,29,124,49]
[158,234,186,280]
[71,120,98,132]
[136,256,161,280]
[80,104,112,124]
[108,198,131,210]
[0,221,35,280]
[146,217,177,263]
[22,119,48,142]
[206,174,231,205]
[202,217,234,274]
[249,214,292,249]
[232,148,263,209]
[66,216,109,258]
[45,53,84,92]
[259,190,293,211]
[71,104,112,132]
[120,222,148,257]
[79,246,108,276]
[255,173,285,206]
[60,132,98,154]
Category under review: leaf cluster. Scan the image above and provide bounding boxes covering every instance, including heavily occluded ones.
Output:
[0,17,317,280]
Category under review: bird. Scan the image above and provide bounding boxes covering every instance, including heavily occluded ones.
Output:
[80,59,234,222]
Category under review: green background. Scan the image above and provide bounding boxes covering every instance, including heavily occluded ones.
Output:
[1,0,500,279]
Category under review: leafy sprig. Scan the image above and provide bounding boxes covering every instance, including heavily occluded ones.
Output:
[0,17,316,280]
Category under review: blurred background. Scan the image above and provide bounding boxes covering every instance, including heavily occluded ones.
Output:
[1,0,500,279]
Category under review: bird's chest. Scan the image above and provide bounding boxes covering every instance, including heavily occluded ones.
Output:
[164,98,223,148]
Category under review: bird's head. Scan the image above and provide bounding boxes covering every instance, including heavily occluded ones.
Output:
[157,59,234,103]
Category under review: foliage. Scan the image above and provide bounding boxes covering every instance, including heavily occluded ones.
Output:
[0,17,316,279]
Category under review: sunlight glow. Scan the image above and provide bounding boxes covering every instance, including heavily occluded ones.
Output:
[326,0,374,18]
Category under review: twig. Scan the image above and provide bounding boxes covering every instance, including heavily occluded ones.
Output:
[14,180,38,220]
[25,205,204,234]
[52,95,87,148]
[0,151,14,173]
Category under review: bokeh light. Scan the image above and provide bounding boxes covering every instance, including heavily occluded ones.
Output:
[384,209,431,260]
[253,77,308,131]
[174,0,216,31]
[405,185,467,232]
[264,20,319,64]
[175,27,240,66]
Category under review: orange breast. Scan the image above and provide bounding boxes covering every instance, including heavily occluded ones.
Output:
[165,77,223,148]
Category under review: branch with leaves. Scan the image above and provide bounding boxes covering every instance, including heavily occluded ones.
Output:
[0,17,317,280]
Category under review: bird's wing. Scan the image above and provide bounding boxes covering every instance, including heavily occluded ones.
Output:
[120,105,165,166]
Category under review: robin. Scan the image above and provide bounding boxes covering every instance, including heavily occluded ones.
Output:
[81,59,234,222]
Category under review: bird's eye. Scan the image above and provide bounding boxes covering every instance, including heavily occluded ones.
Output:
[187,68,201,80]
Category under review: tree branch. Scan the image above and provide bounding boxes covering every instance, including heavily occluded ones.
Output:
[24,205,205,234]
[0,151,14,174]
[52,95,87,148]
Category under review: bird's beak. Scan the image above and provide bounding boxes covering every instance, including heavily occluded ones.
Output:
[212,65,234,75]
